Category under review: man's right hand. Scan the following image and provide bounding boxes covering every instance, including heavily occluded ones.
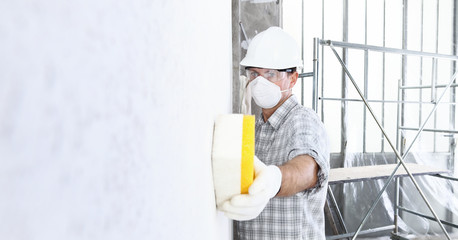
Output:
[219,156,282,221]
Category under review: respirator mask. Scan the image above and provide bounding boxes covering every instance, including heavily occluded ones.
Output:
[249,76,291,109]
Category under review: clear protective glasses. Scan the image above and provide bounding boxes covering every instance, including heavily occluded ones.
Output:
[245,67,295,83]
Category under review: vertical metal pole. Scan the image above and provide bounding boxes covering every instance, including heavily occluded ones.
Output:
[395,79,402,235]
[447,0,458,230]
[433,1,440,152]
[340,0,349,227]
[301,0,305,106]
[341,0,349,159]
[432,58,438,103]
[451,0,458,182]
[381,0,387,152]
[313,38,320,112]
[419,0,424,129]
[365,0,368,44]
[363,0,368,153]
[320,0,325,120]
[363,50,369,153]
[397,0,408,234]
[401,0,408,151]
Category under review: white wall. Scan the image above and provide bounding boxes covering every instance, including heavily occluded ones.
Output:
[0,1,232,239]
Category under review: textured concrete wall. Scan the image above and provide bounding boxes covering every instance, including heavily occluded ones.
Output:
[0,1,232,239]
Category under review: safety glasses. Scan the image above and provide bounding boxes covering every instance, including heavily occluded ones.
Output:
[245,68,295,83]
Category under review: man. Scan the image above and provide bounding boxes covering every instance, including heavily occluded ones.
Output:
[220,27,330,239]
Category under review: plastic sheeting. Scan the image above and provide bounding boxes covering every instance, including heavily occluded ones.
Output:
[332,139,458,239]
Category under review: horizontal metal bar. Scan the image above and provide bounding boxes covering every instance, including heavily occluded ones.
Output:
[326,225,394,240]
[399,126,458,134]
[320,39,458,61]
[319,97,457,105]
[400,83,458,89]
[434,174,458,182]
[397,207,458,229]
[299,72,314,78]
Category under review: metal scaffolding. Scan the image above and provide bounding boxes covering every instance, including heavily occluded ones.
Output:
[317,38,458,240]
[294,1,458,239]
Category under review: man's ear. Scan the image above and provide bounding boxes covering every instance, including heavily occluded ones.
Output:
[289,72,299,88]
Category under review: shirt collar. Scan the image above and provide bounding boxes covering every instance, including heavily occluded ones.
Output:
[258,95,299,130]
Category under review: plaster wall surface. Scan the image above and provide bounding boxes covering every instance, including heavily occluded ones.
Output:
[0,1,232,239]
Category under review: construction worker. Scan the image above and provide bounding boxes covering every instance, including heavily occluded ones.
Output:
[220,27,330,239]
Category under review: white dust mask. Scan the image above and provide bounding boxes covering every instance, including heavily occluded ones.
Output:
[249,76,290,109]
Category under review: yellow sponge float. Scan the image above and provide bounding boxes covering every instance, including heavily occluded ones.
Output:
[212,114,255,208]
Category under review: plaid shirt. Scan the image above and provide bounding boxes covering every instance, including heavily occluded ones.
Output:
[235,96,330,240]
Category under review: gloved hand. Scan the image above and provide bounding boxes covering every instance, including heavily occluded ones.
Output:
[220,156,282,221]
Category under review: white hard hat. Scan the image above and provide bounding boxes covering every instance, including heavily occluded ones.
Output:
[240,27,303,70]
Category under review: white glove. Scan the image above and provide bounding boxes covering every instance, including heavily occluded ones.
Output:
[220,156,282,221]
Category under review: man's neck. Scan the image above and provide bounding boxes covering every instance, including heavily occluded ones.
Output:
[262,108,276,122]
[261,94,292,122]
